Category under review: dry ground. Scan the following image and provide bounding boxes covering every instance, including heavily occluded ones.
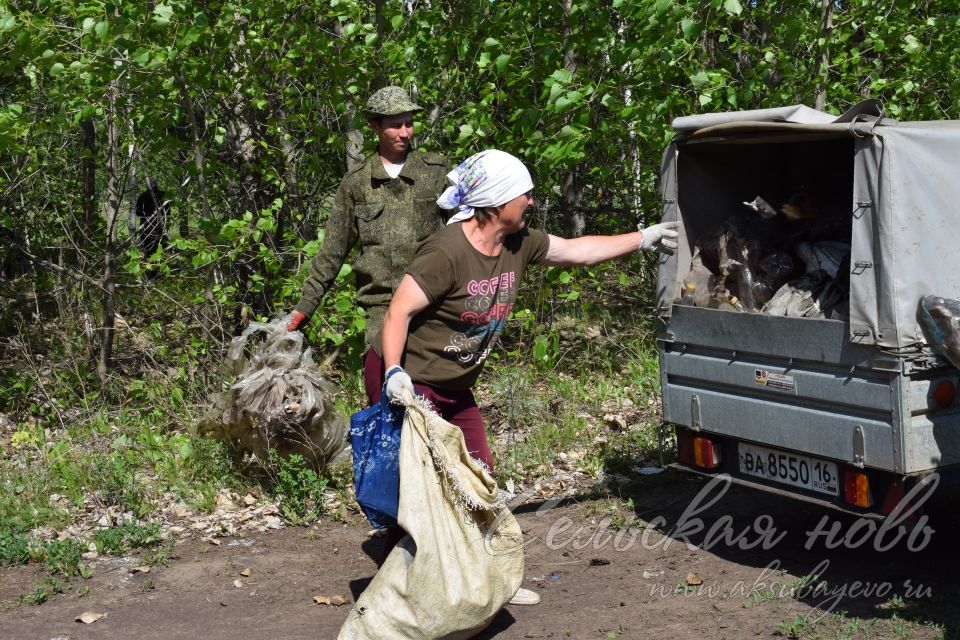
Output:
[3,470,959,640]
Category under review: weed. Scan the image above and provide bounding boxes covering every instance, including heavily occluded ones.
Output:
[189,482,219,514]
[44,538,86,578]
[582,498,637,530]
[23,576,65,605]
[269,453,329,524]
[605,624,626,639]
[88,454,149,517]
[774,616,812,638]
[93,520,162,555]
[0,529,30,567]
[141,540,177,567]
[0,460,72,534]
[674,581,696,595]
[324,458,355,491]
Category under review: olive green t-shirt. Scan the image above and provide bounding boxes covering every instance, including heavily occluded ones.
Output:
[398,223,550,391]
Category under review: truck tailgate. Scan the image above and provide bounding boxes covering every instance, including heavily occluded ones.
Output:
[659,305,902,470]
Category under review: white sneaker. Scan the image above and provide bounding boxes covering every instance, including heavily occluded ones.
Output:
[508,587,541,605]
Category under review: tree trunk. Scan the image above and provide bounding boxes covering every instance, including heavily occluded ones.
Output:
[334,19,365,171]
[560,0,585,237]
[815,0,834,111]
[177,69,221,341]
[80,119,97,234]
[561,172,585,238]
[278,121,303,244]
[127,126,138,243]
[177,72,212,222]
[620,14,643,222]
[98,86,121,382]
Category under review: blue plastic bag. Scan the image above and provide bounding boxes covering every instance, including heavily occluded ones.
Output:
[350,391,405,529]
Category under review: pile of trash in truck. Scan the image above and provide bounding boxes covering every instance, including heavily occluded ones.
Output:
[677,193,851,320]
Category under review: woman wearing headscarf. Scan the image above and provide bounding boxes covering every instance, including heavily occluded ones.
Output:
[369,149,679,605]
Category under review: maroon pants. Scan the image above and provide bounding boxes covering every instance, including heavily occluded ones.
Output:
[363,348,493,471]
[362,348,494,565]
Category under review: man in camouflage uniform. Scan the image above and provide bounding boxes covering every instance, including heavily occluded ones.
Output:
[287,87,450,354]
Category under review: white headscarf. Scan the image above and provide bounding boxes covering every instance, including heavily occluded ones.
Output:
[436,149,534,224]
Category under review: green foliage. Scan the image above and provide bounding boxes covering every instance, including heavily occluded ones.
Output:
[43,538,87,578]
[93,520,162,555]
[3,4,960,618]
[23,576,66,606]
[0,458,73,535]
[269,453,329,524]
[89,452,150,518]
[0,529,30,567]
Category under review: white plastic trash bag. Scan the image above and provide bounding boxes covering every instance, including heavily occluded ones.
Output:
[338,393,524,640]
[196,316,347,466]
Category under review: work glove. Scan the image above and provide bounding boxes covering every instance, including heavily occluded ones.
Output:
[287,311,308,332]
[385,366,415,404]
[638,221,682,253]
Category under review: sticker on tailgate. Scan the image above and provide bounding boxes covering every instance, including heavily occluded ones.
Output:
[755,368,796,391]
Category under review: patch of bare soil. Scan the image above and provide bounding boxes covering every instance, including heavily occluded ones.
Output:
[4,471,959,639]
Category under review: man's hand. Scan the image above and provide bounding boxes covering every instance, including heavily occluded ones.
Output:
[385,366,415,404]
[287,311,308,332]
[639,221,682,253]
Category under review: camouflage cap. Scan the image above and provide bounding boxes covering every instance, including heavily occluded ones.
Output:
[363,86,422,117]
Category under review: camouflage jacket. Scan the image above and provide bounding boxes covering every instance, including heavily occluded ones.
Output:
[294,149,451,346]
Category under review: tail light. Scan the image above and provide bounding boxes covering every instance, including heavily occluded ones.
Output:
[677,430,721,469]
[844,470,873,508]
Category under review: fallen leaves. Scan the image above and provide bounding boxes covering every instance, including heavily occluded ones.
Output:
[76,611,106,624]
[313,594,351,606]
[42,486,331,551]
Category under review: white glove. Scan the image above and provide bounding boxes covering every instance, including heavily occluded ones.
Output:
[639,221,682,253]
[385,366,415,404]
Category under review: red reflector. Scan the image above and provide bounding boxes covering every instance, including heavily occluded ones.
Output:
[677,430,694,465]
[881,478,905,516]
[931,379,957,409]
[844,471,872,508]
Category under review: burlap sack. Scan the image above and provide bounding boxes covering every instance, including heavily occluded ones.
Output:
[338,393,524,640]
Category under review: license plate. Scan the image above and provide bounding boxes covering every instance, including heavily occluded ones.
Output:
[738,443,839,496]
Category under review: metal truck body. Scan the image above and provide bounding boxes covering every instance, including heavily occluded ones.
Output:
[656,102,960,511]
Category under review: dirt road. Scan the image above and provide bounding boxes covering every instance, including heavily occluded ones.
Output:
[3,471,958,639]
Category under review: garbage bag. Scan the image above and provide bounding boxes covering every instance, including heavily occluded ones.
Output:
[196,316,347,467]
[762,271,844,319]
[338,393,524,640]
[918,295,960,369]
[795,241,850,279]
